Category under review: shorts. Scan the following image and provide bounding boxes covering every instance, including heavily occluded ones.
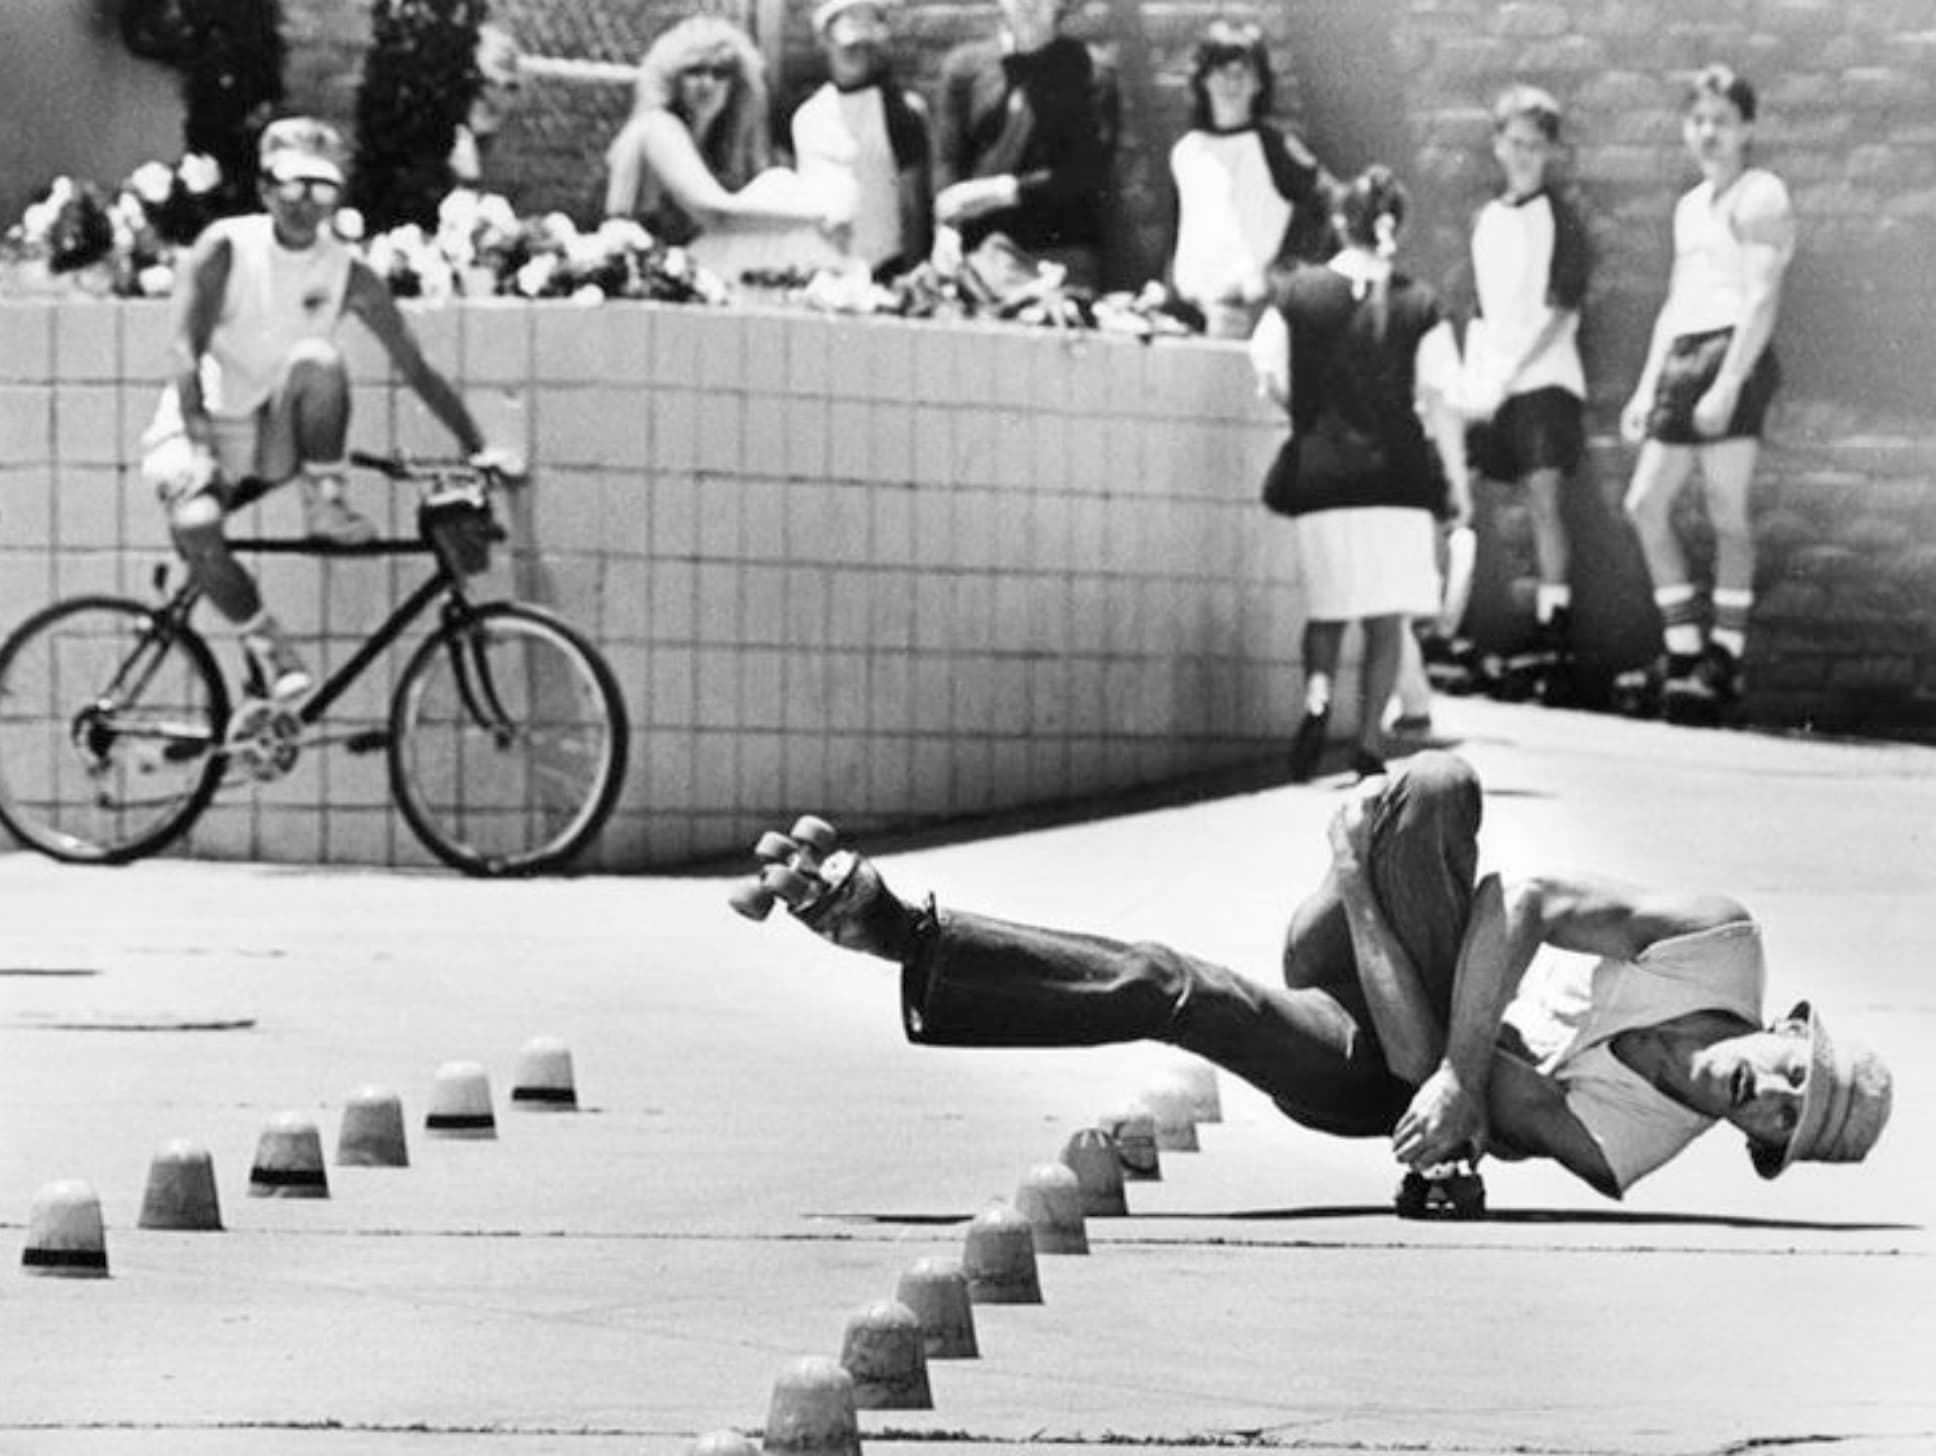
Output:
[1646,329,1781,445]
[1293,506,1441,621]
[1467,385,1584,481]
[140,378,308,506]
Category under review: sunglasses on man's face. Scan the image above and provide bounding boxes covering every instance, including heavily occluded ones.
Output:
[265,176,343,206]
[681,62,736,83]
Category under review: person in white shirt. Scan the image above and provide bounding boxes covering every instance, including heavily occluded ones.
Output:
[1618,66,1795,714]
[738,751,1894,1202]
[789,0,932,279]
[140,119,505,700]
[1457,85,1591,702]
[1165,20,1332,339]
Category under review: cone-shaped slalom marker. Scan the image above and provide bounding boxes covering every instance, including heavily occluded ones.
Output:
[762,1355,861,1456]
[337,1086,410,1167]
[1059,1126,1129,1216]
[1140,1074,1201,1151]
[1014,1162,1089,1254]
[249,1113,329,1199]
[138,1139,223,1230]
[838,1299,932,1409]
[1100,1104,1162,1181]
[510,1035,578,1111]
[689,1433,762,1456]
[1167,1059,1223,1123]
[22,1179,108,1277]
[893,1258,978,1358]
[961,1200,1042,1304]
[425,1060,496,1139]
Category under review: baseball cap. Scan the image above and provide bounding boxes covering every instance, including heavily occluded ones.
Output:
[1749,1001,1893,1178]
[259,117,349,187]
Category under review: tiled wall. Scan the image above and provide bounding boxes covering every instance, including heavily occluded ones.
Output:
[0,298,1299,871]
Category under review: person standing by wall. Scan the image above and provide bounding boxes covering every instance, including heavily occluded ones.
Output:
[1459,84,1591,705]
[1617,65,1795,717]
[932,0,1119,293]
[1165,19,1333,339]
[789,0,932,279]
[1252,166,1472,783]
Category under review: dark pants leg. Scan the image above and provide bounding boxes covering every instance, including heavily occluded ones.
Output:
[898,751,1483,1138]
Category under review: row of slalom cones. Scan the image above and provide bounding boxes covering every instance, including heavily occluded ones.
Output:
[693,1058,1224,1456]
[19,1035,579,1278]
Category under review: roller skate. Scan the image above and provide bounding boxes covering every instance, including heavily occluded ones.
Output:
[727,815,922,960]
[1394,1155,1487,1221]
[1419,632,1484,696]
[1611,656,1666,718]
[1661,644,1739,727]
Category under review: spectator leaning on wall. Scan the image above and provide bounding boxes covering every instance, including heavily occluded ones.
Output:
[790,0,933,280]
[932,0,1119,294]
[1616,65,1795,721]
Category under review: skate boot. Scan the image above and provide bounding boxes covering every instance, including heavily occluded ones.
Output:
[1395,1155,1487,1221]
[1420,633,1484,696]
[1661,650,1721,725]
[1533,608,1576,707]
[728,815,923,960]
[1611,656,1666,718]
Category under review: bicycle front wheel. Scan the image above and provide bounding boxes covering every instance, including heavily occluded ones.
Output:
[0,596,229,863]
[389,602,628,875]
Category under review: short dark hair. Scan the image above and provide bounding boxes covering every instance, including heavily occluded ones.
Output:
[1687,63,1757,122]
[1492,83,1563,141]
[1187,20,1274,131]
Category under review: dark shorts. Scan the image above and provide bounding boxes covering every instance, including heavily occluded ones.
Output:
[1646,329,1781,445]
[1467,385,1585,482]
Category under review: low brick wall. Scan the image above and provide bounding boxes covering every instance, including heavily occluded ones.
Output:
[0,297,1302,871]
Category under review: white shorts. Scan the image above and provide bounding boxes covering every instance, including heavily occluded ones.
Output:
[1293,507,1441,621]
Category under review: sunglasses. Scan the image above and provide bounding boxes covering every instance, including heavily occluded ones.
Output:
[265,176,343,205]
[1200,44,1258,71]
[681,62,737,82]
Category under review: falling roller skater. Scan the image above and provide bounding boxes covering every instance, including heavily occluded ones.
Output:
[733,753,1891,1211]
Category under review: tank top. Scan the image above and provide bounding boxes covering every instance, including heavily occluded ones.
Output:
[1663,167,1794,336]
[200,214,354,419]
[792,82,904,270]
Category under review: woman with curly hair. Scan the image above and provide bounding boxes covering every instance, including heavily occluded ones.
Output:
[604,14,849,264]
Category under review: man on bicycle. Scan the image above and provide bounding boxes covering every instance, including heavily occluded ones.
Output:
[139,117,511,700]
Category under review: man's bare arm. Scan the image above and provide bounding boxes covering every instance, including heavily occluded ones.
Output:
[344,262,485,455]
[168,231,234,451]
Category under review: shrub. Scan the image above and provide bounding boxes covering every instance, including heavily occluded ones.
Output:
[353,0,488,232]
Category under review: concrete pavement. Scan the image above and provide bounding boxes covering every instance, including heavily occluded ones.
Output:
[1,697,1932,1456]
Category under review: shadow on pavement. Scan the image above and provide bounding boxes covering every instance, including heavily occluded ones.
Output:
[812,1207,1919,1233]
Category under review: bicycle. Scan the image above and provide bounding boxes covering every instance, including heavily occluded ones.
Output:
[0,452,629,876]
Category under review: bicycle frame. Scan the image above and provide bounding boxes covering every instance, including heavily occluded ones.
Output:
[218,532,468,730]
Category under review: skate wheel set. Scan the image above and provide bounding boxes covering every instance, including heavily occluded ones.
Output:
[1394,1159,1487,1221]
[728,815,852,921]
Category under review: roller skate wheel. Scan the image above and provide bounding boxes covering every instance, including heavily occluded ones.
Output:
[755,830,797,863]
[790,815,838,852]
[762,863,816,907]
[729,879,776,921]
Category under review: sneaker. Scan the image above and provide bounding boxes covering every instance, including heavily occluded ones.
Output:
[1288,708,1330,783]
[241,630,312,701]
[302,485,379,546]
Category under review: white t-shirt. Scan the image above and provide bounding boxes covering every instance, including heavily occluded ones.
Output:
[1662,167,1796,337]
[791,82,903,270]
[1502,921,1765,1193]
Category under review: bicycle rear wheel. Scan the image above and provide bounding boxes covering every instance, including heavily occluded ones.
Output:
[389,601,628,875]
[0,596,229,863]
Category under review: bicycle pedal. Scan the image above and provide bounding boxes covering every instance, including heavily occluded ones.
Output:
[344,729,391,754]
